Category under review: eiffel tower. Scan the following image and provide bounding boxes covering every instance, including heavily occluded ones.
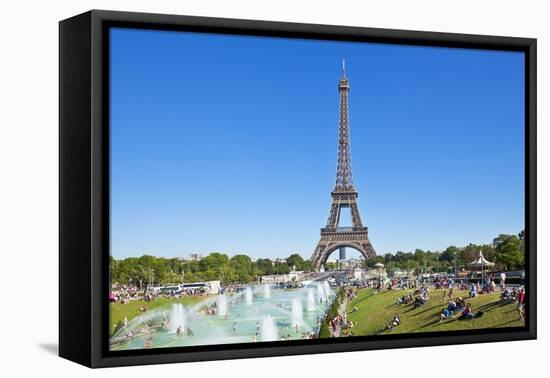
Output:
[311,61,376,271]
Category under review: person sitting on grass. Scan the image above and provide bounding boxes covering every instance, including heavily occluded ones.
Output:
[414,295,425,308]
[388,314,401,329]
[447,300,458,313]
[454,303,475,320]
[440,308,451,322]
[455,297,466,312]
[501,288,512,301]
[397,294,413,305]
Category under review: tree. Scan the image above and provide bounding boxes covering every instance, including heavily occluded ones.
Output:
[230,254,253,283]
[199,253,229,272]
[440,246,459,263]
[403,259,417,272]
[364,255,384,268]
[256,258,273,275]
[493,234,524,271]
[301,259,313,272]
[273,261,290,274]
[414,249,427,273]
[286,253,305,271]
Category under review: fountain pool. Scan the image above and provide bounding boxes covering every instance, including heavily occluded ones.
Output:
[110,284,335,350]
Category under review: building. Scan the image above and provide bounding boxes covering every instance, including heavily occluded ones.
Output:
[340,258,363,270]
[181,253,203,262]
[261,271,304,285]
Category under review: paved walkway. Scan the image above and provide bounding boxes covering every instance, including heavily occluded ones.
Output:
[329,297,349,337]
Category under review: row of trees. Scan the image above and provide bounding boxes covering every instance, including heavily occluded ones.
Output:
[364,231,525,274]
[110,231,525,287]
[110,253,312,288]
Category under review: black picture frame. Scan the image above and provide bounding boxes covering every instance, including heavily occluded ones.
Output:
[59,9,537,368]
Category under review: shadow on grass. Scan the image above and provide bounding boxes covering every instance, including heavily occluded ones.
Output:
[350,290,377,308]
[476,300,508,313]
[417,318,444,329]
[492,319,523,328]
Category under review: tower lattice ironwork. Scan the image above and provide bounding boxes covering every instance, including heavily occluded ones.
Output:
[311,61,376,270]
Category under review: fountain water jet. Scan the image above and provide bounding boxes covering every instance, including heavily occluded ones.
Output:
[316,282,326,302]
[307,288,316,312]
[169,303,187,332]
[261,314,278,341]
[245,287,253,305]
[217,294,228,316]
[263,284,271,298]
[323,281,333,298]
[291,297,304,329]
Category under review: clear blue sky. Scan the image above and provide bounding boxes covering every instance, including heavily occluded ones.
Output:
[110,27,524,260]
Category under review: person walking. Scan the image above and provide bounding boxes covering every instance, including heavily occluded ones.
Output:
[500,272,507,291]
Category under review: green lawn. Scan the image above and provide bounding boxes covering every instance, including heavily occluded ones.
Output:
[346,288,524,336]
[110,296,204,336]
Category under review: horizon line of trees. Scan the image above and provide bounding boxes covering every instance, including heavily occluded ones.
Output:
[110,230,525,287]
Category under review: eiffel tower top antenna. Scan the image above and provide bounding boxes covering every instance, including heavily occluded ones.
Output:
[342,58,346,77]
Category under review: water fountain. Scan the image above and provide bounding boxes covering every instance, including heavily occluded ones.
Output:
[291,297,304,329]
[261,314,278,342]
[245,287,253,305]
[316,282,326,302]
[323,281,333,298]
[263,284,271,298]
[110,284,335,351]
[217,294,228,316]
[168,303,187,332]
[307,288,316,312]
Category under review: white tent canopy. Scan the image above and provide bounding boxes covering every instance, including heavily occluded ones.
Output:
[469,250,495,268]
[469,251,495,285]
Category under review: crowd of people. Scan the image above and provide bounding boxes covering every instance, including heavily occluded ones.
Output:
[110,284,212,305]
[501,286,527,319]
[438,296,473,322]
[395,284,431,308]
[110,281,261,306]
[109,285,141,304]
[386,272,527,329]
[322,287,358,337]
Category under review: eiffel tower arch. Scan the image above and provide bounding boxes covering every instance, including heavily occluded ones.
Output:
[311,61,376,271]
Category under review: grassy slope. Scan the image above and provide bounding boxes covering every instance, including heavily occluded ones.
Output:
[346,288,524,336]
[110,296,203,335]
